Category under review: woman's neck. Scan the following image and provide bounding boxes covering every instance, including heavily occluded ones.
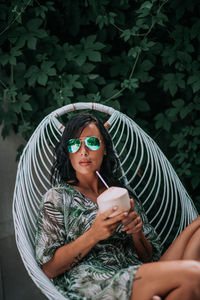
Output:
[75,172,105,195]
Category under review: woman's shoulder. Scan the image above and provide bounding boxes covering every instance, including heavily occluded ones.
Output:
[42,183,75,206]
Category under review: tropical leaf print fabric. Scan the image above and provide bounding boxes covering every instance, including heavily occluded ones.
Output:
[35,184,162,299]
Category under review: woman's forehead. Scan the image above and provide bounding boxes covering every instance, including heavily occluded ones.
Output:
[79,123,101,137]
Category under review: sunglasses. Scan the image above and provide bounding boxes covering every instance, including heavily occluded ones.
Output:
[67,136,101,153]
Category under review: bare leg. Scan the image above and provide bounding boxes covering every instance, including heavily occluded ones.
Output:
[160,216,200,261]
[183,227,200,260]
[130,260,200,300]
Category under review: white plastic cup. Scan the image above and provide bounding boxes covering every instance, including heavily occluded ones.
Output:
[97,186,131,217]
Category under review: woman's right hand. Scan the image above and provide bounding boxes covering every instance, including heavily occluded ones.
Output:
[89,206,128,243]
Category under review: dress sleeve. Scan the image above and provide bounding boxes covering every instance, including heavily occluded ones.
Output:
[134,199,163,261]
[35,188,66,265]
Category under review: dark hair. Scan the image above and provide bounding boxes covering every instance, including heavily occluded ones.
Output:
[51,113,124,187]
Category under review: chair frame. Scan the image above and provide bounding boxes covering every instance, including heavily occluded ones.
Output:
[13,102,198,299]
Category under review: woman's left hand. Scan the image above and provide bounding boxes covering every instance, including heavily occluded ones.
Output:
[121,199,143,235]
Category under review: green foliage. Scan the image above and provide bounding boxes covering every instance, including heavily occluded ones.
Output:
[0,0,200,208]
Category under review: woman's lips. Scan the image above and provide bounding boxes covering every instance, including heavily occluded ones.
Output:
[79,161,92,166]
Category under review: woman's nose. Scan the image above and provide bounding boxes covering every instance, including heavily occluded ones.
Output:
[80,142,89,155]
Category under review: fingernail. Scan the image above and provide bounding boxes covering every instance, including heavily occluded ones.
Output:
[124,212,128,216]
[113,206,118,210]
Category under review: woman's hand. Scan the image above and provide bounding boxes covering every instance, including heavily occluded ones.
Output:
[89,206,127,243]
[121,199,143,235]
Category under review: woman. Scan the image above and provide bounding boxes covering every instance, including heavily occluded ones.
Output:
[35,113,200,300]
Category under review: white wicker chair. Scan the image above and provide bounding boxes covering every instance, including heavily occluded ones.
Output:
[13,102,198,299]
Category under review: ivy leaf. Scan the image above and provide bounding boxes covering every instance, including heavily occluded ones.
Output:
[162,47,176,66]
[128,47,141,58]
[137,100,150,112]
[82,35,105,62]
[120,29,133,42]
[26,18,43,31]
[191,20,200,39]
[65,75,83,89]
[12,93,32,113]
[81,63,95,73]
[82,35,105,50]
[18,121,32,139]
[25,65,40,86]
[172,99,184,109]
[163,73,185,96]
[0,47,22,66]
[96,12,117,29]
[121,78,139,90]
[140,1,153,10]
[87,50,101,62]
[37,72,48,86]
[101,83,119,98]
[191,175,200,189]
[180,103,194,119]
[154,112,171,132]
[27,37,37,50]
[187,72,200,93]
[140,38,156,52]
[41,61,56,76]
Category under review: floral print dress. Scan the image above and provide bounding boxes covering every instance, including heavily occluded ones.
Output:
[35,184,162,300]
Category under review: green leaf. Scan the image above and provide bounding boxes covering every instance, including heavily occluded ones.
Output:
[0,54,9,66]
[87,50,101,62]
[9,56,16,65]
[81,63,95,73]
[26,18,43,31]
[172,99,184,108]
[191,176,200,189]
[121,78,139,90]
[137,100,150,112]
[76,54,86,66]
[25,65,39,78]
[154,113,171,132]
[23,103,32,111]
[140,1,153,10]
[180,103,194,119]
[37,72,48,85]
[163,73,185,96]
[187,73,200,93]
[27,37,37,49]
[120,29,132,42]
[41,61,56,76]
[88,74,99,80]
[128,47,141,58]
[101,83,119,98]
[191,20,200,39]
[66,75,83,89]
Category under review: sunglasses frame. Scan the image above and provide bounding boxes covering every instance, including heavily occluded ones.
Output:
[67,136,101,153]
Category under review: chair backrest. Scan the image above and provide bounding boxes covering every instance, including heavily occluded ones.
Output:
[13,102,198,299]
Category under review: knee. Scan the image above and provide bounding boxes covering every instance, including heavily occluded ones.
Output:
[183,260,200,274]
[183,261,200,291]
[193,216,200,226]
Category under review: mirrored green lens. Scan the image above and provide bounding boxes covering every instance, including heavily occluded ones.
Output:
[85,137,100,150]
[67,139,81,153]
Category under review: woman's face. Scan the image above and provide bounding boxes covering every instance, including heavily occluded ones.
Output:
[68,122,106,177]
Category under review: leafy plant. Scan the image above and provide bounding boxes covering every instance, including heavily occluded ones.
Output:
[0,0,200,211]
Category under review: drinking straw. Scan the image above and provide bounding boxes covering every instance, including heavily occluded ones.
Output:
[96,171,109,189]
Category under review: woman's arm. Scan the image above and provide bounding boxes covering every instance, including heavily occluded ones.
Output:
[42,228,98,278]
[121,199,153,262]
[42,206,127,279]
[131,231,153,262]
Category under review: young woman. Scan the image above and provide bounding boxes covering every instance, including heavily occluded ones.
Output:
[35,113,200,300]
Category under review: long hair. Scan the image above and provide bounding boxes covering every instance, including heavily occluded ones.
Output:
[51,113,125,187]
